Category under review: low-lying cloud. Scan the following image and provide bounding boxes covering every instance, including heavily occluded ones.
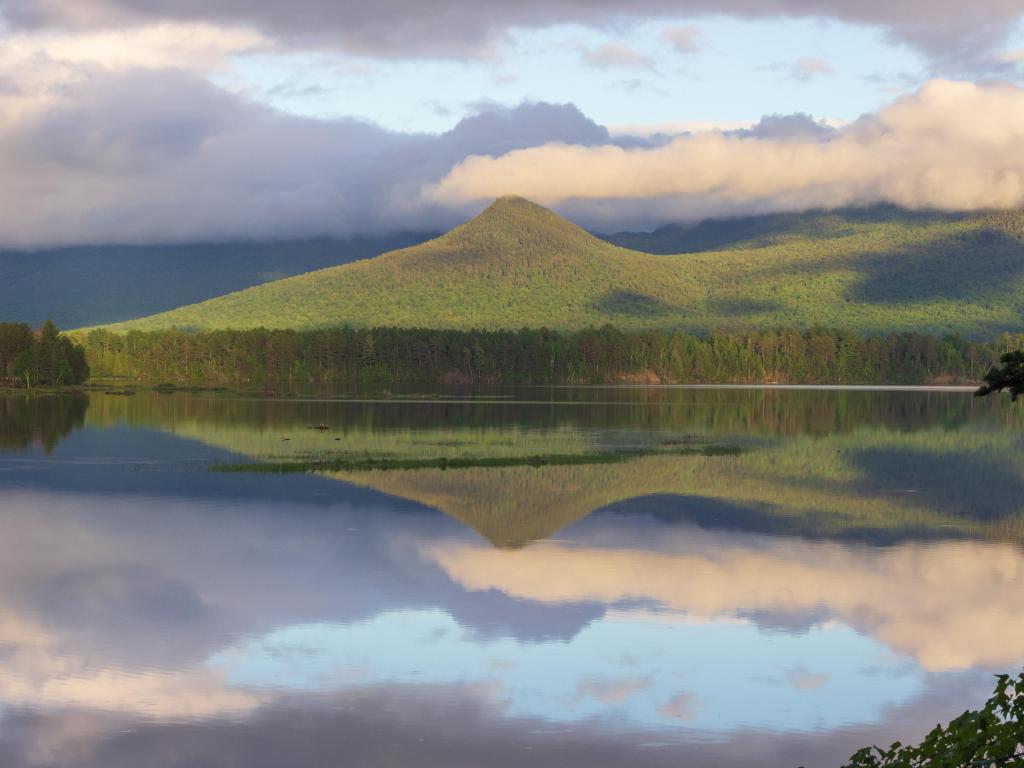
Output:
[428,79,1024,226]
[0,65,610,247]
[1,65,1023,247]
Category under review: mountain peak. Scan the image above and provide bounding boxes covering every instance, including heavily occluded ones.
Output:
[438,196,609,257]
[489,194,543,209]
[477,195,562,221]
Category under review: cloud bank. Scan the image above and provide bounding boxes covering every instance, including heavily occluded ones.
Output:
[0,61,612,247]
[0,48,1023,247]
[428,80,1024,225]
[1,0,1021,67]
[426,535,1024,672]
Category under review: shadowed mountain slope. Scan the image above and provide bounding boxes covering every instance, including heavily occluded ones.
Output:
[0,233,434,328]
[603,206,968,254]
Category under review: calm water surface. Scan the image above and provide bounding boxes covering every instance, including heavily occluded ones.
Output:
[0,387,1022,767]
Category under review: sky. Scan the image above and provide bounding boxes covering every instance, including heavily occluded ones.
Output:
[1,0,1024,246]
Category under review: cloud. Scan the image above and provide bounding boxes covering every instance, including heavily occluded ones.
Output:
[1,61,1023,247]
[445,100,610,154]
[788,668,830,691]
[577,676,652,704]
[658,692,699,720]
[427,79,1024,225]
[0,0,1021,68]
[731,112,836,140]
[1,682,963,768]
[0,622,263,718]
[0,22,269,86]
[424,534,1024,672]
[661,25,704,54]
[607,119,755,138]
[791,56,833,81]
[762,56,834,81]
[0,66,608,246]
[581,42,655,70]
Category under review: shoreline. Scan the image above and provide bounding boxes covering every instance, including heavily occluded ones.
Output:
[554,383,981,392]
[0,382,985,401]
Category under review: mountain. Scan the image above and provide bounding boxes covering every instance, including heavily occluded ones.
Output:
[98,197,1024,338]
[602,205,966,254]
[0,233,433,328]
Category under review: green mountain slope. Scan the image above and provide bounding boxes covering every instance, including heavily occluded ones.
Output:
[101,197,1024,338]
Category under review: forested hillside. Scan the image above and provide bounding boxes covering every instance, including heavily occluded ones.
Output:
[0,233,431,327]
[100,197,1024,339]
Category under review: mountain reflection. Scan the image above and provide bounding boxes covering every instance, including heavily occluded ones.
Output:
[0,389,1022,767]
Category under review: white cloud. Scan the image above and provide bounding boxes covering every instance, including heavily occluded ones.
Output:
[607,119,754,137]
[427,79,1024,223]
[0,22,271,123]
[661,25,703,54]
[792,56,833,81]
[0,22,269,72]
[425,534,1024,672]
[580,42,655,70]
[762,56,835,81]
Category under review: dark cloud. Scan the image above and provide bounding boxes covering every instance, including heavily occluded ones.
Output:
[0,677,998,768]
[730,112,836,140]
[18,69,239,173]
[0,69,608,247]
[0,0,1021,68]
[443,101,610,154]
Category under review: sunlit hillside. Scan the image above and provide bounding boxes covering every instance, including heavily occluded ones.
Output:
[99,197,1024,339]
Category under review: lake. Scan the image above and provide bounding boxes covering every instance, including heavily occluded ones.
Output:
[0,386,1021,768]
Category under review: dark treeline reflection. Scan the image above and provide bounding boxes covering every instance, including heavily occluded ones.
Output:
[3,387,1014,459]
[0,393,87,454]
[82,326,1021,386]
[80,387,1008,438]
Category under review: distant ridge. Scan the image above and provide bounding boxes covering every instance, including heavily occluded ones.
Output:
[0,233,433,328]
[603,205,968,254]
[98,197,1024,339]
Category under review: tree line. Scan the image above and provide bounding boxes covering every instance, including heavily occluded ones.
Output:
[78,325,1022,386]
[0,321,89,388]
